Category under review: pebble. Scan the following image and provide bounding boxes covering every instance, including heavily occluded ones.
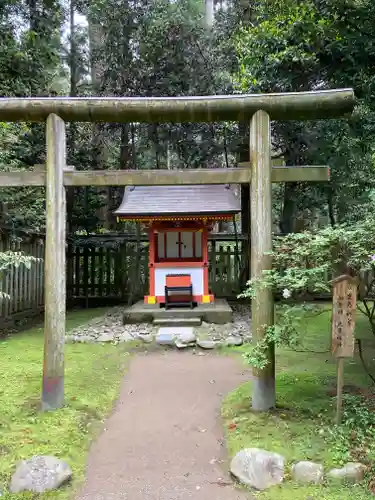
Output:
[65,304,252,346]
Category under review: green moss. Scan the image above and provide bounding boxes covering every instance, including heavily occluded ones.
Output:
[0,308,130,499]
[222,304,375,499]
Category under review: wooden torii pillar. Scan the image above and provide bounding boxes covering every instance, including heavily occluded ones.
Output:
[250,110,274,411]
[0,90,355,411]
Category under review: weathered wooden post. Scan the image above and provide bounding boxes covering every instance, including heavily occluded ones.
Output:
[331,275,357,424]
[250,110,275,410]
[42,114,66,411]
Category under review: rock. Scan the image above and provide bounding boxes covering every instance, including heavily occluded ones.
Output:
[136,333,153,343]
[175,341,191,349]
[174,327,196,345]
[65,304,252,347]
[225,335,243,347]
[97,332,114,342]
[327,462,366,483]
[291,461,324,484]
[69,334,95,344]
[9,455,72,494]
[197,339,218,349]
[155,327,175,345]
[230,448,285,490]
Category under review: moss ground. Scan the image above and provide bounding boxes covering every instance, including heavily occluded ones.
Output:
[222,304,375,499]
[0,308,132,499]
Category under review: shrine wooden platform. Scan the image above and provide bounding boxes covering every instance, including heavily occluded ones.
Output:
[123,298,233,325]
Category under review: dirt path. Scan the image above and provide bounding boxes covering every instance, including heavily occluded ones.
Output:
[76,351,252,500]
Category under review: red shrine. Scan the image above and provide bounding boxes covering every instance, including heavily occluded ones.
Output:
[114,184,240,307]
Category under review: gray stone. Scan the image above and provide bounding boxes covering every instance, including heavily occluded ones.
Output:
[230,448,285,490]
[97,332,114,342]
[225,335,244,347]
[174,327,196,345]
[175,340,194,349]
[327,462,366,483]
[69,334,95,343]
[197,339,218,349]
[137,333,154,343]
[9,455,72,494]
[291,461,324,484]
[153,317,201,327]
[155,327,175,345]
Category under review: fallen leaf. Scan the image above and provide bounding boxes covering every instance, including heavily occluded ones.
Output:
[228,423,237,431]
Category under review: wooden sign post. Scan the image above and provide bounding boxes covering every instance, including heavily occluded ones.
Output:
[331,275,358,424]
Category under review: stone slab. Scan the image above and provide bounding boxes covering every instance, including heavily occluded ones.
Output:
[124,299,233,325]
[156,327,195,346]
[153,317,202,327]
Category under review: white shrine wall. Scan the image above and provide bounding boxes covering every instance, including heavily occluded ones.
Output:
[154,267,204,296]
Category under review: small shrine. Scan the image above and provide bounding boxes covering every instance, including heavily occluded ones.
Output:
[114,184,240,307]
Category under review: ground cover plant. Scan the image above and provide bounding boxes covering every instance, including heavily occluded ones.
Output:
[223,305,375,499]
[0,308,130,499]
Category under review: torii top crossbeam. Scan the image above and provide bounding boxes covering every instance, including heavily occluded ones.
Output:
[0,89,355,123]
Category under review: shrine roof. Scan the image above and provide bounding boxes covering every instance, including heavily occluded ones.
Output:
[114,184,240,218]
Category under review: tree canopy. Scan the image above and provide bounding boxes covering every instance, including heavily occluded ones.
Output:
[0,0,373,233]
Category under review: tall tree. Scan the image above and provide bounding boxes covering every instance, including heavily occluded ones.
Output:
[235,0,375,229]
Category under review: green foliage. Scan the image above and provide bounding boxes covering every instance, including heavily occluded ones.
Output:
[234,0,375,227]
[243,303,316,369]
[1,0,375,233]
[223,307,375,498]
[0,0,62,232]
[241,218,375,368]
[0,250,39,299]
[326,395,375,466]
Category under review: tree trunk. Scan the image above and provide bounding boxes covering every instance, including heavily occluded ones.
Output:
[239,122,250,285]
[205,0,214,27]
[88,15,110,228]
[279,182,298,233]
[67,0,77,233]
[328,188,336,226]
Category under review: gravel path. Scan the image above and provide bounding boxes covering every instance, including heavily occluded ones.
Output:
[75,351,252,500]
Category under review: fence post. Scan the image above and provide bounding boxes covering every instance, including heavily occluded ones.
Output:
[42,114,66,411]
[250,110,275,411]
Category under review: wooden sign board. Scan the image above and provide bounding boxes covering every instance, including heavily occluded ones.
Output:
[331,275,357,358]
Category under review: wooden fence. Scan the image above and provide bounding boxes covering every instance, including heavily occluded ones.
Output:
[6,227,371,322]
[0,233,45,325]
[66,234,248,306]
[0,229,248,323]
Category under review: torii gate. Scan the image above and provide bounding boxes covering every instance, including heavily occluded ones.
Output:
[0,90,355,411]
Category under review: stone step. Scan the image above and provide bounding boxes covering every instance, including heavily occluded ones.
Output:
[156,326,196,346]
[153,317,202,327]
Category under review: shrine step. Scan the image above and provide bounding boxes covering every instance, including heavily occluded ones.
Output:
[153,317,202,327]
